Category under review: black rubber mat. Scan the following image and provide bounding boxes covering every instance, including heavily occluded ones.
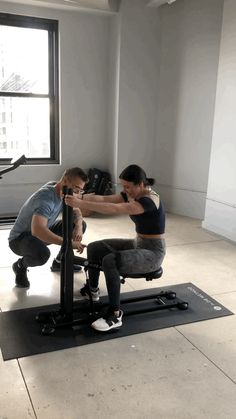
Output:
[0,283,233,360]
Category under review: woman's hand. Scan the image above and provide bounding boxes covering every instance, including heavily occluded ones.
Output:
[65,194,81,208]
[73,190,84,200]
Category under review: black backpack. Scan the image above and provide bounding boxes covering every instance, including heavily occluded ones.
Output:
[84,168,113,195]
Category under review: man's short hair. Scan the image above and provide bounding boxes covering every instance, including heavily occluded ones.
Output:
[63,167,88,183]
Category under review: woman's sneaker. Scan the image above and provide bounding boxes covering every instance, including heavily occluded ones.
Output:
[12,260,30,288]
[80,283,100,302]
[91,309,123,332]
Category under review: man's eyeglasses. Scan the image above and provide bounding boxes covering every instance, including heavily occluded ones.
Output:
[72,185,84,193]
[72,185,84,194]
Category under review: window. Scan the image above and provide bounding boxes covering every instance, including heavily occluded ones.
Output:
[0,13,59,164]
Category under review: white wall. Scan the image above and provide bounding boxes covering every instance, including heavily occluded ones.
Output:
[116,0,161,177]
[0,1,110,214]
[59,12,110,169]
[155,0,223,218]
[107,13,121,181]
[106,0,162,184]
[203,0,236,242]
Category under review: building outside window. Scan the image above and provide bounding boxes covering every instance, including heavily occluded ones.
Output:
[0,13,59,164]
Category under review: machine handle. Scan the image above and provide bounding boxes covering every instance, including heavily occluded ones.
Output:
[0,154,27,178]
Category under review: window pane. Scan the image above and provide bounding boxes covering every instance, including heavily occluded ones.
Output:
[0,25,48,94]
[0,97,50,158]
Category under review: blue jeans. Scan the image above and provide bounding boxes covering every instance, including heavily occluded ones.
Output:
[9,220,86,268]
[87,237,166,311]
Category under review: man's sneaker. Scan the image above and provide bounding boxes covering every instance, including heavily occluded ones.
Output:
[91,308,123,332]
[12,260,30,288]
[50,259,82,272]
[80,283,100,302]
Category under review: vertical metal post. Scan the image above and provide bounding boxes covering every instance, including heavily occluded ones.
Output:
[60,186,74,316]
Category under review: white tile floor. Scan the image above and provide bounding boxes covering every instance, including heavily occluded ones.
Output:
[0,213,236,419]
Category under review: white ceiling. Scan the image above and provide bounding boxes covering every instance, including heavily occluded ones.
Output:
[0,0,177,13]
[0,0,119,13]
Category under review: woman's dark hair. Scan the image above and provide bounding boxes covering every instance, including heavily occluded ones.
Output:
[119,164,155,186]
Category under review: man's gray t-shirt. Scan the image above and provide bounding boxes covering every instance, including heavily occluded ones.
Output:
[8,182,62,242]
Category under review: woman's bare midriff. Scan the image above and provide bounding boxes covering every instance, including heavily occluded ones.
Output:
[138,233,165,239]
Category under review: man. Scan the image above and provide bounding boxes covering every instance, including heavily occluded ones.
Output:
[8,167,88,288]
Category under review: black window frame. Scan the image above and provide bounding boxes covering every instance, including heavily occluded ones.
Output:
[0,13,59,165]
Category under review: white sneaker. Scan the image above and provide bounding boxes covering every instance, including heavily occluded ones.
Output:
[92,309,123,332]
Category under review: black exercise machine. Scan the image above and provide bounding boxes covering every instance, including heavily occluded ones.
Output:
[0,155,27,179]
[36,186,188,335]
[0,155,27,226]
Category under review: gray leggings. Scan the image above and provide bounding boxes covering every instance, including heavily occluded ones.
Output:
[87,237,166,311]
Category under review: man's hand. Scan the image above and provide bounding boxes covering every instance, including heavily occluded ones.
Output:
[65,195,81,208]
[72,240,86,254]
[72,224,83,242]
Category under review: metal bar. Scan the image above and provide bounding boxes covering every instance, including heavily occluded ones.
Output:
[60,186,74,316]
[0,155,26,177]
[120,292,173,305]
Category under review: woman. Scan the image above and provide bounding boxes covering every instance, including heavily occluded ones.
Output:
[65,164,166,332]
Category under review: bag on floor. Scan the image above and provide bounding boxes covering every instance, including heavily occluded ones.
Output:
[84,168,112,195]
[82,168,113,217]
